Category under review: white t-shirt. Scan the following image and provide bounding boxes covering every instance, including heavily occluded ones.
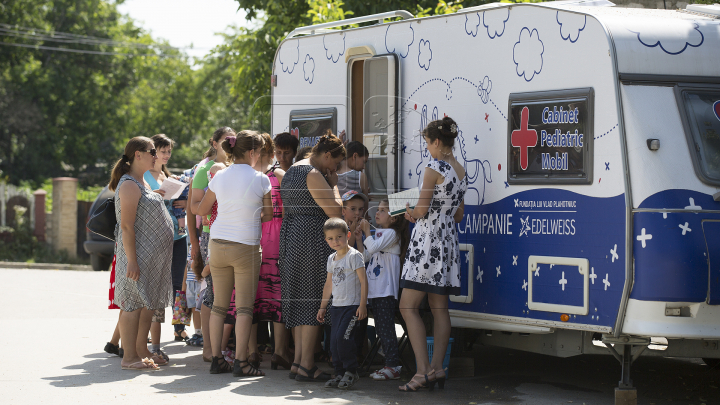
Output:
[362,228,401,300]
[208,164,271,245]
[327,247,366,307]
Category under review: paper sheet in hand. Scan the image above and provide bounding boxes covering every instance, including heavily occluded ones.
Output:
[388,188,420,216]
[159,177,188,200]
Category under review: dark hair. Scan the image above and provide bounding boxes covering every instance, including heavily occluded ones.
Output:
[323,217,349,234]
[381,199,410,264]
[204,127,235,159]
[151,133,174,177]
[423,116,458,148]
[109,136,154,191]
[346,141,369,159]
[311,129,346,159]
[191,248,204,281]
[273,132,299,153]
[296,146,313,161]
[259,133,274,158]
[221,130,264,161]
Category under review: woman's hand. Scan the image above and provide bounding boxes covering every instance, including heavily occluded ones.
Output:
[404,203,417,223]
[325,168,338,188]
[153,189,166,198]
[127,262,140,281]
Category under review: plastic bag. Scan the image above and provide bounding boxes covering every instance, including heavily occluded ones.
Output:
[172,291,191,326]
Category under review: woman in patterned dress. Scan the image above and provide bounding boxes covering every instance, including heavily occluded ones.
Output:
[109,136,174,371]
[279,131,346,382]
[399,117,467,391]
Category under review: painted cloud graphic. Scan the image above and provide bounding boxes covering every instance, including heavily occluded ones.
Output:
[418,39,432,71]
[323,33,346,63]
[557,11,586,43]
[477,76,492,104]
[465,13,480,37]
[629,21,704,55]
[303,54,315,84]
[385,23,414,58]
[513,27,544,82]
[483,9,509,39]
[279,40,299,74]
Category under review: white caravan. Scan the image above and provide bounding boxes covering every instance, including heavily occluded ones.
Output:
[270,0,720,397]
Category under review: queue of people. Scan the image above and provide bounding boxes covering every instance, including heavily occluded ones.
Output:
[104,116,467,392]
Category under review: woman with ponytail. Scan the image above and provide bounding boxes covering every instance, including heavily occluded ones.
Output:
[109,136,174,371]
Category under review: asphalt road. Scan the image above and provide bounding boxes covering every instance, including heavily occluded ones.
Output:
[1,268,718,405]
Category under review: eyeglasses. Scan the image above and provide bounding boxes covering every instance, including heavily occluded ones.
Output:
[140,148,157,157]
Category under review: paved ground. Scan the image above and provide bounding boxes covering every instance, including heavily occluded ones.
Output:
[2,268,718,405]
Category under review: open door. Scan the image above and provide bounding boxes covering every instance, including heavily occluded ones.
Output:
[362,54,399,198]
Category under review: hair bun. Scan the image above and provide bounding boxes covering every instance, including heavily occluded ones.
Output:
[437,117,459,138]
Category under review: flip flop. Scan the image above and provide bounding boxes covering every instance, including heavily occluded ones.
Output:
[121,358,159,371]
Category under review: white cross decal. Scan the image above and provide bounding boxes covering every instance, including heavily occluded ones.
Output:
[522,279,528,290]
[465,252,470,263]
[603,274,611,291]
[496,266,501,277]
[610,244,619,262]
[637,228,653,248]
[662,212,667,219]
[679,222,691,235]
[559,271,567,291]
[550,264,555,269]
[535,265,540,277]
[512,255,518,266]
[685,197,701,211]
[589,267,597,284]
[476,266,483,283]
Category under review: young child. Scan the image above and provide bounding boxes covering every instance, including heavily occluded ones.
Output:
[355,200,409,380]
[317,218,368,390]
[174,169,192,235]
[337,141,370,197]
[341,190,367,250]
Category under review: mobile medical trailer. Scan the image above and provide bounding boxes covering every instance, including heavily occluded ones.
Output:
[270,0,720,399]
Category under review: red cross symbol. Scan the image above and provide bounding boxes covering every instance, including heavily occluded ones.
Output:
[511,106,537,171]
[485,113,489,122]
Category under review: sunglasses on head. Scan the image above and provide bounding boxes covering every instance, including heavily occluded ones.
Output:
[140,148,157,157]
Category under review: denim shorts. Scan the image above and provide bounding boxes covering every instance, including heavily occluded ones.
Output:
[186,279,201,309]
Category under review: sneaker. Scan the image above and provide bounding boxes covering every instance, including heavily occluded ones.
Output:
[370,366,401,380]
[338,371,359,390]
[186,334,203,347]
[151,349,169,362]
[324,374,343,388]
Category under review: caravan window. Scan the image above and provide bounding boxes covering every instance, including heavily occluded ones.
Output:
[678,89,720,185]
[289,108,337,149]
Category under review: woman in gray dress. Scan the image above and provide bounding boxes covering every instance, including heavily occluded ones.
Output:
[109,136,174,371]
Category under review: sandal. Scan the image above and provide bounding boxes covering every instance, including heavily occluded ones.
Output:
[370,366,401,380]
[248,352,261,369]
[288,363,300,379]
[271,354,292,370]
[121,357,159,371]
[104,342,120,356]
[398,372,433,392]
[210,356,232,374]
[151,349,169,364]
[295,365,331,382]
[174,331,189,342]
[259,344,274,355]
[428,368,447,390]
[186,334,203,347]
[233,359,265,377]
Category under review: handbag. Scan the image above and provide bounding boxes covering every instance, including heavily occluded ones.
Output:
[87,197,117,241]
[172,291,191,326]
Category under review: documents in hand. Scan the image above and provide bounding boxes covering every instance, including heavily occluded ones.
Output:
[159,177,188,200]
[388,187,420,216]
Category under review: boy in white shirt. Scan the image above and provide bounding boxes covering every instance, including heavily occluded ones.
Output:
[317,218,368,390]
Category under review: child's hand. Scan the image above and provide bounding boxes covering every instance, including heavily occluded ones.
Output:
[354,226,363,240]
[201,265,210,277]
[356,304,367,321]
[348,218,358,232]
[405,204,417,223]
[202,217,210,226]
[360,219,371,234]
[316,308,327,323]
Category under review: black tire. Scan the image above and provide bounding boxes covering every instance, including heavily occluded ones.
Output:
[91,254,112,271]
[702,358,720,369]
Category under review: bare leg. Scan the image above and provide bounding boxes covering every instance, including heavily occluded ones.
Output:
[209,313,226,358]
[201,304,212,358]
[235,314,262,373]
[399,288,432,375]
[248,323,258,356]
[137,309,155,359]
[191,308,201,331]
[150,321,160,347]
[298,325,322,377]
[119,309,141,367]
[110,311,122,346]
[273,322,289,360]
[221,323,233,351]
[428,293,450,374]
[291,326,301,374]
